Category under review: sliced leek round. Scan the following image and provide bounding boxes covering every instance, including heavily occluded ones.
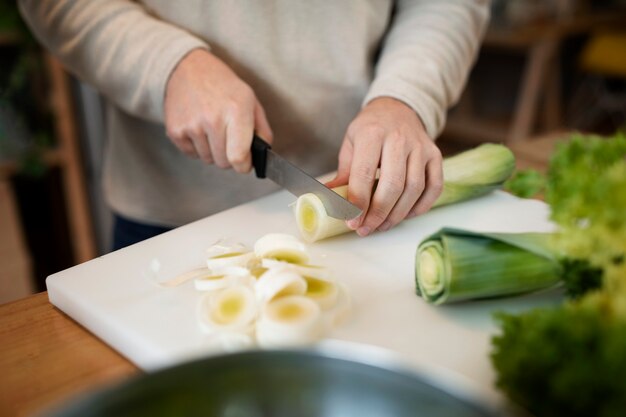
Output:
[324,282,352,326]
[256,295,324,347]
[197,285,257,333]
[185,233,351,348]
[205,243,256,272]
[254,233,309,264]
[255,267,307,305]
[194,266,253,292]
[304,276,339,310]
[261,258,331,281]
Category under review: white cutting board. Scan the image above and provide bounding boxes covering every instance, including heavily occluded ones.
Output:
[47,190,560,396]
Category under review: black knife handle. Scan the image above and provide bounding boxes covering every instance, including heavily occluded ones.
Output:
[251,134,271,178]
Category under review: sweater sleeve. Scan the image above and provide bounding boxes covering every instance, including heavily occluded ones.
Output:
[18,0,209,123]
[363,0,490,139]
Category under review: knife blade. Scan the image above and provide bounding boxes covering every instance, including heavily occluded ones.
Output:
[251,135,362,220]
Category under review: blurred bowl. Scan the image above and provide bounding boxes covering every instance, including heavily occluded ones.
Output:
[45,345,505,417]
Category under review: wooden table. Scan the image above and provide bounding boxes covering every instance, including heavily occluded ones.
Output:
[0,132,567,417]
[0,293,138,417]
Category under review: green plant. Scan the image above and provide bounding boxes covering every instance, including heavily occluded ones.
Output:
[490,132,626,417]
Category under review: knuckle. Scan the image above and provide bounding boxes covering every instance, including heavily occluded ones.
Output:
[353,165,377,183]
[229,151,248,166]
[367,205,388,224]
[406,177,426,194]
[166,125,183,141]
[387,129,405,144]
[349,122,385,141]
[382,176,405,196]
[188,125,205,140]
[431,145,442,159]
[430,178,444,194]
[201,112,221,132]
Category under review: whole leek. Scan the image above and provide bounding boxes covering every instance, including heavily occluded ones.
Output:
[415,228,563,304]
[296,144,516,242]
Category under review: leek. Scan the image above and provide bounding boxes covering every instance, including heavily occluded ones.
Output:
[296,143,516,242]
[415,228,562,304]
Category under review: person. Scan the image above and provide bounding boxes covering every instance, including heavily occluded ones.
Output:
[18,1,489,250]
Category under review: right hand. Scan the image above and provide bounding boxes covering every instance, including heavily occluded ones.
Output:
[164,49,273,173]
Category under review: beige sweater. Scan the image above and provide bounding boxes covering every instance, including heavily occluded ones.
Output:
[19,0,489,226]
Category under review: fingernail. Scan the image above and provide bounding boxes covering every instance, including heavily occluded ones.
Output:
[347,218,360,230]
[378,221,391,232]
[406,211,417,219]
[356,226,371,237]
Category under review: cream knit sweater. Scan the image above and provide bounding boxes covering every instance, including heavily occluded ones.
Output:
[19,0,489,226]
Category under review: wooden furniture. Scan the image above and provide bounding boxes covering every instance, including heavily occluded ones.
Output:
[0,181,33,304]
[0,293,138,417]
[0,51,97,302]
[444,12,626,144]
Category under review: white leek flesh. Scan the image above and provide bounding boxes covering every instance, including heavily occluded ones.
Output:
[254,233,309,264]
[187,233,351,348]
[256,295,324,348]
[295,143,516,242]
[197,285,258,333]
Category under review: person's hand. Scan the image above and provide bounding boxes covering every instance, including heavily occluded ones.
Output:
[326,97,443,236]
[164,49,273,172]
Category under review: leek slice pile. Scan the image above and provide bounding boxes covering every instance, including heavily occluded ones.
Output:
[296,143,516,242]
[415,228,562,304]
[189,234,350,349]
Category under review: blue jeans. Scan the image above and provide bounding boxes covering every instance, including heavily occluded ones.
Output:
[112,214,172,251]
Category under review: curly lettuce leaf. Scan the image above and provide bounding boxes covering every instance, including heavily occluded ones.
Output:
[491,295,626,417]
[504,169,546,198]
[546,133,626,291]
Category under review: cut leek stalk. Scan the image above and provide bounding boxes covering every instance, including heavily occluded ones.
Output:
[256,295,324,347]
[295,143,516,242]
[296,186,351,243]
[254,233,309,264]
[415,228,562,304]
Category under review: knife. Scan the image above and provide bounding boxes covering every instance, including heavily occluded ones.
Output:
[251,135,362,220]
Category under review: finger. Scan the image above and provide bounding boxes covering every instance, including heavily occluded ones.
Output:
[346,132,383,231]
[205,119,230,169]
[226,102,255,173]
[174,134,200,159]
[253,100,274,145]
[408,154,444,217]
[324,140,353,189]
[188,127,213,164]
[378,149,424,231]
[358,137,407,236]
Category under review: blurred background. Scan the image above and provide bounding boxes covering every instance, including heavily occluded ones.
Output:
[1,0,626,304]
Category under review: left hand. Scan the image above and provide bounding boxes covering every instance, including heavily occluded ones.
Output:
[326,97,443,236]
